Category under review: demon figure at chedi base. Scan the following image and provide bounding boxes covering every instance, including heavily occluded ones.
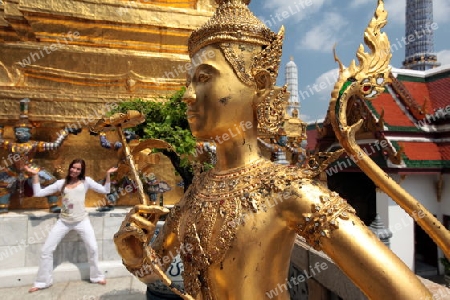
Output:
[113,0,450,299]
[0,98,79,213]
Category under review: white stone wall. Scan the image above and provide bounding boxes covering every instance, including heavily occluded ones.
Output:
[376,190,415,269]
[439,174,450,218]
[0,208,131,287]
[376,173,448,272]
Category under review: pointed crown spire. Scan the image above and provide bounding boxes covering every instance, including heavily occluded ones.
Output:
[188,0,284,86]
[188,0,277,57]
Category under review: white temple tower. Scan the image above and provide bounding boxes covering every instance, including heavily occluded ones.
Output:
[403,0,440,70]
[285,57,301,118]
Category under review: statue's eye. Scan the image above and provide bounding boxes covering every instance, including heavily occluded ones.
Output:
[198,73,211,83]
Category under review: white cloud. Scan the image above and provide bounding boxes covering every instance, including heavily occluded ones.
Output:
[298,13,348,52]
[303,116,326,125]
[299,68,340,103]
[434,0,450,24]
[300,114,314,123]
[349,0,372,9]
[260,0,326,23]
[437,50,450,65]
[384,0,405,24]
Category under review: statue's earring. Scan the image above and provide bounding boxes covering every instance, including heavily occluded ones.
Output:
[255,83,289,134]
[254,70,272,97]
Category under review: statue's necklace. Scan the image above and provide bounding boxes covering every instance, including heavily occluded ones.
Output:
[181,159,296,299]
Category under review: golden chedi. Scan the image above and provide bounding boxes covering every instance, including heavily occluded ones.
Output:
[0,0,215,209]
[113,0,436,299]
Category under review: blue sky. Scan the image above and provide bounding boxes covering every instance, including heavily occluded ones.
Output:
[248,0,450,123]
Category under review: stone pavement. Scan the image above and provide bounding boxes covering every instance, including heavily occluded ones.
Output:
[0,275,147,300]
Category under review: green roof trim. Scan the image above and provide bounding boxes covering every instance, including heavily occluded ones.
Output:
[396,74,426,83]
[384,125,422,132]
[390,140,402,152]
[402,158,450,168]
[396,70,450,83]
[325,144,449,171]
[328,155,450,171]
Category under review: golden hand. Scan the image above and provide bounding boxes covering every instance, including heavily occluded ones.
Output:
[114,205,194,299]
[114,205,169,270]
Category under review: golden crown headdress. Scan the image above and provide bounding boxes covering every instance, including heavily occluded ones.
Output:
[188,0,284,86]
[188,0,277,55]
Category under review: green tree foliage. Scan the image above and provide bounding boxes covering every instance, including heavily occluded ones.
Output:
[111,88,197,190]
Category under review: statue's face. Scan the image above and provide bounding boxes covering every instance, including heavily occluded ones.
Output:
[183,45,255,139]
[14,127,31,143]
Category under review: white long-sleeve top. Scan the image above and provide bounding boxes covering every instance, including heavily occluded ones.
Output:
[33,177,110,223]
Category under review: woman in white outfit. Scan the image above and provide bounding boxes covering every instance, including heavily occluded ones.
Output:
[24,158,118,293]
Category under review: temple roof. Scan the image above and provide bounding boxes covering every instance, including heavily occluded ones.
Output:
[310,64,450,173]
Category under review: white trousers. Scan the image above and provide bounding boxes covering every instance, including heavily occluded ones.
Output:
[34,218,104,288]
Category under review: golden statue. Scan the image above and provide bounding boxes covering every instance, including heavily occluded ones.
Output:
[113,0,449,299]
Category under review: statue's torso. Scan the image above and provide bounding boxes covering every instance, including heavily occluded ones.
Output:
[176,159,305,300]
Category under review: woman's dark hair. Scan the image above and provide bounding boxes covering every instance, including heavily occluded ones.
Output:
[65,158,86,183]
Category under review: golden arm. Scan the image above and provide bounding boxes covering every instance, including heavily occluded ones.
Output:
[280,183,433,300]
[321,214,432,299]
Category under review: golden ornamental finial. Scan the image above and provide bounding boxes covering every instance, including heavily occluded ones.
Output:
[331,0,391,103]
[328,0,450,259]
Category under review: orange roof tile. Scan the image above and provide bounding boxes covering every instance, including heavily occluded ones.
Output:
[398,142,441,161]
[369,93,416,127]
[428,77,450,111]
[401,81,432,114]
[438,143,450,161]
